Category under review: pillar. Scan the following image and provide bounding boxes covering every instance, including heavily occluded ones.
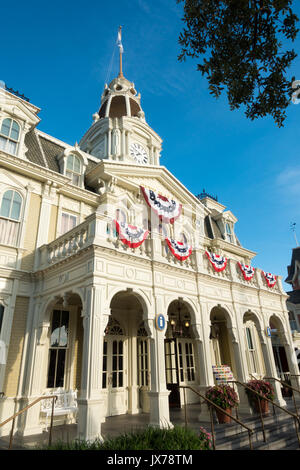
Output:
[77,285,108,442]
[260,328,286,408]
[146,295,172,429]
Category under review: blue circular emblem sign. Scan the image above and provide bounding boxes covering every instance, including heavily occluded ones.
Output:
[156,315,166,331]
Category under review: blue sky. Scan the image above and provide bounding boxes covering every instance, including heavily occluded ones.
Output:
[2,0,300,291]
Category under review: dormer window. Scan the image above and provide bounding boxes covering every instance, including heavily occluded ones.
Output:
[226,223,234,243]
[0,118,20,155]
[57,147,88,188]
[66,154,81,186]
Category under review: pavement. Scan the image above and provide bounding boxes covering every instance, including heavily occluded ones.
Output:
[0,404,203,450]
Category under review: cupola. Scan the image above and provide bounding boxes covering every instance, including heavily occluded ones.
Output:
[98,76,144,120]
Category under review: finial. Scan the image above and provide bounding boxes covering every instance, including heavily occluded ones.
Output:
[117,26,124,78]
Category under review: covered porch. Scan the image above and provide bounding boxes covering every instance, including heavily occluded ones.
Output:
[0,404,202,449]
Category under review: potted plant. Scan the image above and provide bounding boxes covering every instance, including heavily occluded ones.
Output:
[205,384,239,423]
[246,380,274,414]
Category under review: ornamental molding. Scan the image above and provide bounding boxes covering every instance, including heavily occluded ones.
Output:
[0,92,40,127]
[0,152,100,206]
[86,160,206,209]
[207,238,257,259]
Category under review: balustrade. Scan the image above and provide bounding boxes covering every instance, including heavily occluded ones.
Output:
[36,213,285,296]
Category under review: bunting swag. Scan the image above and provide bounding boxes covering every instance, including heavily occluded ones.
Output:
[238,262,255,281]
[263,271,277,288]
[166,238,192,261]
[205,251,227,272]
[140,186,182,224]
[114,220,149,248]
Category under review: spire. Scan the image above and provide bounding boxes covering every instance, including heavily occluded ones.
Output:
[117,26,124,78]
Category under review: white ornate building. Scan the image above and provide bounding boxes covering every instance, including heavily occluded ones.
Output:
[0,64,299,442]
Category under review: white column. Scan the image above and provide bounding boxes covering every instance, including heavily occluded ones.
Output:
[261,329,286,407]
[77,285,108,442]
[231,305,253,415]
[16,297,50,436]
[127,315,139,414]
[34,182,56,270]
[146,295,172,429]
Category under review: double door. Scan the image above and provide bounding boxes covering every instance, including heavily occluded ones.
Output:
[165,338,196,407]
[102,336,127,416]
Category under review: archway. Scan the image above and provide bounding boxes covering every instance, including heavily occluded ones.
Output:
[165,299,198,408]
[44,292,83,394]
[102,291,149,417]
[209,306,236,379]
[243,311,266,378]
[269,316,291,383]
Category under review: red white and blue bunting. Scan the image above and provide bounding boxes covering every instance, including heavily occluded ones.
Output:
[165,238,192,261]
[238,262,255,281]
[140,186,182,224]
[114,220,149,248]
[263,271,277,288]
[205,251,228,272]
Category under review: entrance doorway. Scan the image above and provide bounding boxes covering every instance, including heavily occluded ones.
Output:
[269,317,291,381]
[209,306,236,376]
[102,331,127,416]
[165,300,197,408]
[103,291,148,417]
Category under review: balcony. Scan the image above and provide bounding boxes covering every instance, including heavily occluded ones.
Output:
[36,212,284,295]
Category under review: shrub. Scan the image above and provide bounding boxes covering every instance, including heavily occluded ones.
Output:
[205,384,239,410]
[246,380,274,402]
[42,425,212,450]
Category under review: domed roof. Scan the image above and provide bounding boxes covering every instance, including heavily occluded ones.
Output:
[98,75,144,120]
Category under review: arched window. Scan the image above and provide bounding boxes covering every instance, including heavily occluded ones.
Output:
[66,154,81,186]
[0,190,23,245]
[0,119,20,155]
[0,190,22,220]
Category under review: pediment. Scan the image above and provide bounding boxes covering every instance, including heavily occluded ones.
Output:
[1,95,40,128]
[0,168,27,193]
[86,161,208,216]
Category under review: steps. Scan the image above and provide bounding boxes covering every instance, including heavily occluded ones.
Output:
[211,407,300,450]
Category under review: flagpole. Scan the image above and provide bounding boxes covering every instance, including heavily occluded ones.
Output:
[118,26,123,78]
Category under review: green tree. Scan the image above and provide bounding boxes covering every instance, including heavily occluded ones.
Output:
[178,0,299,126]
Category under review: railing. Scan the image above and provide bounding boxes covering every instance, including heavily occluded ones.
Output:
[36,212,285,293]
[228,380,300,447]
[0,395,57,449]
[179,385,254,450]
[264,376,300,418]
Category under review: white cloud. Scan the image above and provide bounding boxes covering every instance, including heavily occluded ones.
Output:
[277,167,300,194]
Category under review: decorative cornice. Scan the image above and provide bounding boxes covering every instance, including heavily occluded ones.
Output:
[0,151,101,205]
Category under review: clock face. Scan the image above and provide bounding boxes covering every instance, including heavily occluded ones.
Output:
[130,142,148,164]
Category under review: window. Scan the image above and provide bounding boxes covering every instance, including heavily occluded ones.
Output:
[0,190,22,245]
[288,312,298,332]
[185,342,195,382]
[0,119,20,155]
[226,223,234,243]
[0,305,4,335]
[65,154,81,186]
[115,209,126,224]
[61,212,77,235]
[137,338,149,387]
[245,326,257,374]
[47,309,69,388]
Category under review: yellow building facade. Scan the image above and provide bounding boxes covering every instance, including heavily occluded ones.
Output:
[0,73,299,441]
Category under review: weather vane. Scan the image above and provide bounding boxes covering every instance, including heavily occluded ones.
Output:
[290,222,299,246]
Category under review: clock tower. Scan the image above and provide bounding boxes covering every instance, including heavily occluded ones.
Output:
[79,40,162,166]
